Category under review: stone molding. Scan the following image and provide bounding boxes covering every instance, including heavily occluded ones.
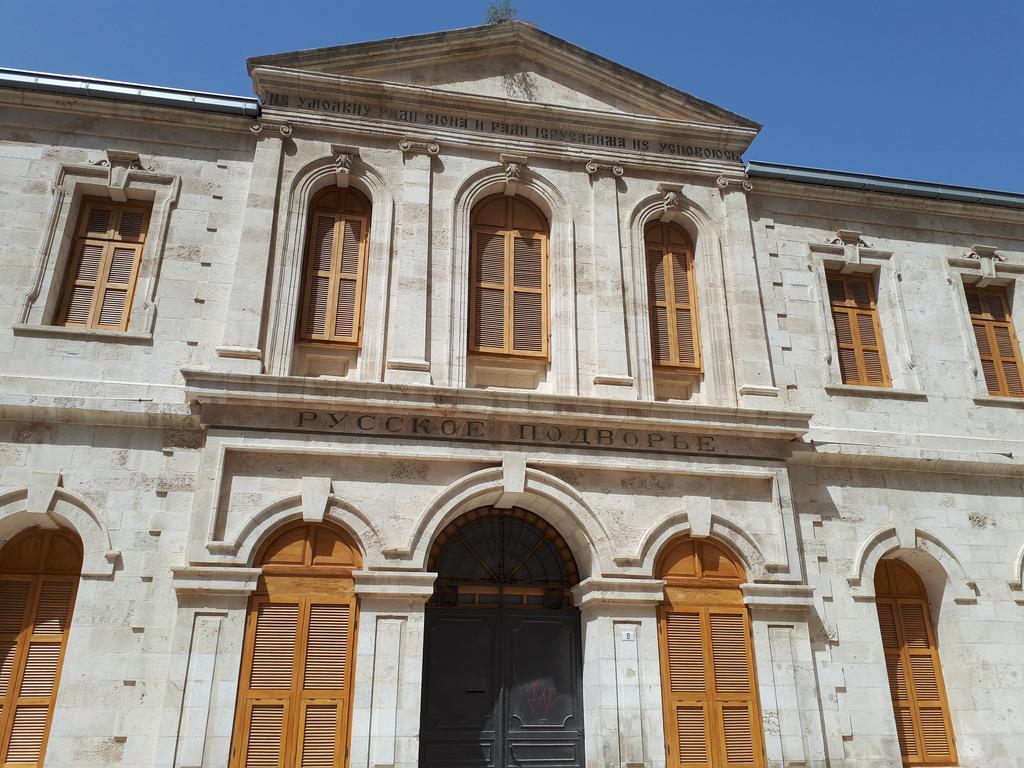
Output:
[0,483,118,577]
[740,582,816,611]
[352,570,436,601]
[585,159,624,177]
[171,565,262,595]
[571,577,663,609]
[847,526,977,603]
[20,158,181,336]
[1011,544,1024,605]
[397,137,440,156]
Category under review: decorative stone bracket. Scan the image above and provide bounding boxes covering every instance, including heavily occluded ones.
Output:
[500,152,528,196]
[88,149,148,202]
[330,145,359,188]
[398,137,440,156]
[585,159,624,178]
[716,174,753,192]
[249,120,292,137]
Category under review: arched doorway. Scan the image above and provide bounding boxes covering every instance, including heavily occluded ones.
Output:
[0,527,81,767]
[656,536,765,768]
[420,507,584,768]
[229,523,360,768]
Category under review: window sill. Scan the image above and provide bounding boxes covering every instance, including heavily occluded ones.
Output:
[973,394,1024,408]
[12,324,153,344]
[824,384,927,401]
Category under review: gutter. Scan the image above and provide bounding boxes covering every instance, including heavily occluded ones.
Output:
[746,160,1024,210]
[0,67,260,118]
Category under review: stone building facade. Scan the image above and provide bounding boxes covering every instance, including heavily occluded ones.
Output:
[0,20,1023,768]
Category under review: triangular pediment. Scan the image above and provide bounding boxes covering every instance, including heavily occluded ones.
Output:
[248,22,759,129]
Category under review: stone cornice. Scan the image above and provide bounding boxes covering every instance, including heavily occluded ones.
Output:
[180,368,811,441]
[252,67,754,164]
[751,176,1024,225]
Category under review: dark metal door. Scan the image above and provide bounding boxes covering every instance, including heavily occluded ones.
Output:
[420,608,584,768]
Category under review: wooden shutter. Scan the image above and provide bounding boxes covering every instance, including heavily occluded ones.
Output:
[965,286,1023,397]
[468,196,548,358]
[660,606,761,768]
[299,211,368,346]
[0,530,81,768]
[646,223,700,370]
[659,539,763,768]
[58,199,148,331]
[231,526,358,768]
[826,272,890,386]
[875,561,957,766]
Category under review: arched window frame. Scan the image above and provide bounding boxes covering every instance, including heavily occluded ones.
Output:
[296,187,372,347]
[230,523,361,768]
[645,221,702,372]
[0,527,82,768]
[468,195,550,359]
[874,558,958,766]
[656,537,765,768]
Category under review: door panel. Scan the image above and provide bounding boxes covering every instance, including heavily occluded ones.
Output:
[421,612,501,767]
[421,609,583,768]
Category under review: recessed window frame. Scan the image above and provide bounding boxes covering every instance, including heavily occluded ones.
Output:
[644,221,702,373]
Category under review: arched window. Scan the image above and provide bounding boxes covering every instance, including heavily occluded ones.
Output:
[230,523,360,768]
[874,559,957,766]
[646,222,701,371]
[657,537,764,768]
[468,195,549,358]
[298,187,371,346]
[0,527,82,767]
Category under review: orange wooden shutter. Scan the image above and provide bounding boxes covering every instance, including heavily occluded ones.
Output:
[300,212,367,345]
[470,231,506,352]
[297,187,370,347]
[231,526,358,768]
[875,560,957,766]
[0,530,81,768]
[658,539,763,768]
[59,200,148,331]
[468,196,548,358]
[827,272,890,386]
[965,286,1023,397]
[646,223,700,370]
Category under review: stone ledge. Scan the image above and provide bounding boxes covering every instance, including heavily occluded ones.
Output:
[0,393,196,430]
[741,582,816,611]
[824,384,927,401]
[12,323,154,344]
[171,565,261,595]
[973,394,1024,408]
[572,577,664,609]
[181,368,812,440]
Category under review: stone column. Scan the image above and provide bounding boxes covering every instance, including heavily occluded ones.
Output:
[215,122,289,372]
[350,570,436,768]
[385,139,439,385]
[586,161,636,398]
[717,176,781,402]
[572,577,666,768]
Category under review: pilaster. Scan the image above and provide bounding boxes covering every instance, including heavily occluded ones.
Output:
[349,570,436,768]
[586,160,636,398]
[718,176,782,402]
[216,122,289,372]
[385,139,439,385]
[573,578,666,768]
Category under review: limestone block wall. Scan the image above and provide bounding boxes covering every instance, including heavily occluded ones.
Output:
[0,105,255,397]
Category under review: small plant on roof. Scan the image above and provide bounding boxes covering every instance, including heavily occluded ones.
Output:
[485,1,517,24]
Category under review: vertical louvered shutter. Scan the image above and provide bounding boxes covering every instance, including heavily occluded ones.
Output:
[661,606,761,768]
[469,197,548,358]
[876,596,956,765]
[233,598,354,768]
[300,213,367,345]
[827,272,890,386]
[965,287,1024,397]
[60,201,147,331]
[0,575,77,768]
[646,224,700,370]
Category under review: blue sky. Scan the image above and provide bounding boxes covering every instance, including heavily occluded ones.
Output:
[5,1,1023,191]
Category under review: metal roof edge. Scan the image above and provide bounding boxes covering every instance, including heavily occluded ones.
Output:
[746,161,1024,210]
[0,67,260,118]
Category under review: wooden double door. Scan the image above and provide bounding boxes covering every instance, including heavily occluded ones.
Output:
[419,608,584,768]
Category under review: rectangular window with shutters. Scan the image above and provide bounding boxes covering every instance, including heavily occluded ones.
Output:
[299,212,369,346]
[56,198,150,332]
[826,271,891,387]
[964,285,1024,397]
[469,228,548,359]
